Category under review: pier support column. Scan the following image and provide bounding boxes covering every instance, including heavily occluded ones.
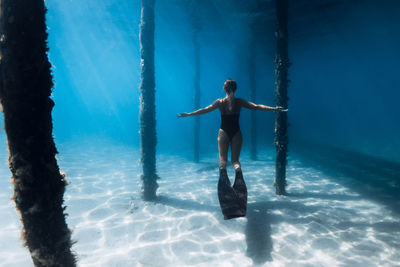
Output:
[139,0,158,200]
[0,0,76,265]
[274,0,290,195]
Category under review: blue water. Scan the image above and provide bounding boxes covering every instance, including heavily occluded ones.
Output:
[1,0,400,266]
[44,0,400,159]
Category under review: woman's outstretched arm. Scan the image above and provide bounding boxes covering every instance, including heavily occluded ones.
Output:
[178,99,220,118]
[239,98,286,111]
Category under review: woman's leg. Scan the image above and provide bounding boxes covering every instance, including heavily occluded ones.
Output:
[218,129,230,169]
[231,130,242,170]
[217,129,244,219]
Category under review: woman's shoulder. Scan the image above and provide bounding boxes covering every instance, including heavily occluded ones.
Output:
[235,97,244,105]
[211,98,223,108]
[217,98,227,109]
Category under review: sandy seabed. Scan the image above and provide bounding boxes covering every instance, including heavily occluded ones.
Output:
[0,139,399,267]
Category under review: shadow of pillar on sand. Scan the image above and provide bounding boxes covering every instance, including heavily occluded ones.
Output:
[245,203,273,264]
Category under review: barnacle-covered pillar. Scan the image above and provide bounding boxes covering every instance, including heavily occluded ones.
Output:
[0,0,76,265]
[139,0,158,200]
[274,0,290,195]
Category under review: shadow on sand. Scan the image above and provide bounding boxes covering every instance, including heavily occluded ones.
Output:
[245,203,273,264]
[155,195,323,265]
[294,143,400,215]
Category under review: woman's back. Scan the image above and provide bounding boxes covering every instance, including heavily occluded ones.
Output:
[219,97,242,115]
[219,97,241,141]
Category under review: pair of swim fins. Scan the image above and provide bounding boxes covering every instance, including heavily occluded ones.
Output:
[217,168,248,220]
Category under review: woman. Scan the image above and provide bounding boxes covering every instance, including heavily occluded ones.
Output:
[178,79,286,219]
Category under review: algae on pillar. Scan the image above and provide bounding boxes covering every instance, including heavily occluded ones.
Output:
[0,0,76,265]
[274,0,290,195]
[139,0,158,200]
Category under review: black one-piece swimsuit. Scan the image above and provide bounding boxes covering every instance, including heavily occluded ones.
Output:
[220,113,240,141]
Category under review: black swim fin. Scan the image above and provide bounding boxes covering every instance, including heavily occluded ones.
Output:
[217,168,245,220]
[233,169,247,215]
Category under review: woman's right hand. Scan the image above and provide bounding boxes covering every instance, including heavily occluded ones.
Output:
[177,112,190,118]
[275,106,288,112]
